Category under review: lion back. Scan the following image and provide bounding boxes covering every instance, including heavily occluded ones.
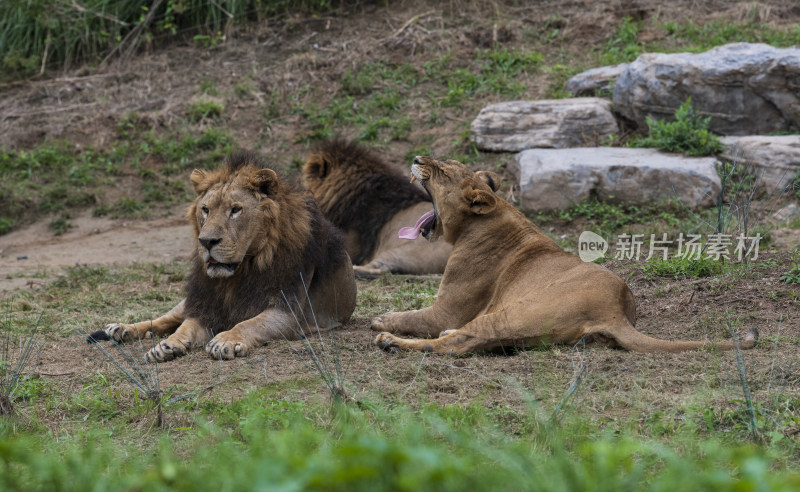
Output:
[302,139,429,265]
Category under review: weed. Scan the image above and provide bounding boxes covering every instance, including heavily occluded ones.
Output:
[233,77,254,98]
[49,213,73,236]
[642,254,723,279]
[1,310,42,415]
[780,250,800,284]
[631,98,723,156]
[186,100,224,122]
[0,217,13,235]
[598,17,643,65]
[200,78,219,96]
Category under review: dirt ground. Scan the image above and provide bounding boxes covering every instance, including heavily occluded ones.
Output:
[2,0,800,425]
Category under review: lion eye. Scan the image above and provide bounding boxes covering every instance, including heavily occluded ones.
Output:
[230,206,242,216]
[201,206,209,216]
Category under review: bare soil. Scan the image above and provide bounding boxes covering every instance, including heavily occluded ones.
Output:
[1,0,800,428]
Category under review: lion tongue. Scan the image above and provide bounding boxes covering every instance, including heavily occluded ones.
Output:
[398,210,434,240]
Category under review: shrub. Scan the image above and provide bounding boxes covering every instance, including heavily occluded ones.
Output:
[632,98,723,156]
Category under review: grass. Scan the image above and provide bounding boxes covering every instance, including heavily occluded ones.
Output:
[781,249,800,285]
[0,124,233,235]
[1,382,799,490]
[0,0,349,79]
[0,254,798,487]
[292,47,541,144]
[596,15,800,67]
[186,100,224,122]
[642,254,724,279]
[1,308,42,415]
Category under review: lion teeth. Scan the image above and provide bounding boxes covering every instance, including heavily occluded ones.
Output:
[409,176,417,183]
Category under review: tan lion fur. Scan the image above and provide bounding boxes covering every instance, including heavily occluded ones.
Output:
[371,156,758,355]
[302,139,451,276]
[95,152,356,362]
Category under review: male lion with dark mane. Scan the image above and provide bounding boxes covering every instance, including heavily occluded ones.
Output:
[372,156,758,355]
[301,139,451,276]
[89,152,356,362]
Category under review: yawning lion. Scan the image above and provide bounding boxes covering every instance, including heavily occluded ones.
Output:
[371,156,758,355]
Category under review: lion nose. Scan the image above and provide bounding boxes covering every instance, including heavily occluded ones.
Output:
[199,237,221,251]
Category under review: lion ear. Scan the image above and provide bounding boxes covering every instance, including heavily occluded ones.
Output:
[475,171,501,192]
[250,168,279,196]
[303,155,329,179]
[190,169,211,195]
[461,181,497,215]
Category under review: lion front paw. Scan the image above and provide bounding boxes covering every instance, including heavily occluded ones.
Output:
[145,338,188,363]
[104,323,150,343]
[205,332,249,360]
[369,312,400,333]
[374,332,400,353]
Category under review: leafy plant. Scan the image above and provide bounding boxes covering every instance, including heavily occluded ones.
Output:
[632,98,723,156]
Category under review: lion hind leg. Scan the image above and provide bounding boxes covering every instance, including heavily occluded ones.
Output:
[375,311,525,355]
[600,321,759,353]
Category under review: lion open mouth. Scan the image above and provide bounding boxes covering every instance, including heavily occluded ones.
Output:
[398,209,436,240]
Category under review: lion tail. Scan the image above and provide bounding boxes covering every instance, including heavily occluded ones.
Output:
[604,321,758,353]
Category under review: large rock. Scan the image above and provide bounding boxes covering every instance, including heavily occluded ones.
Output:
[565,63,628,96]
[721,135,800,194]
[470,98,618,152]
[514,148,721,210]
[613,43,800,136]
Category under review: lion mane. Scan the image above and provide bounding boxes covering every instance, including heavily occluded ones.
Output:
[302,139,451,275]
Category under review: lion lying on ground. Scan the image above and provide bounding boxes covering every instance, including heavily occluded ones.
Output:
[89,152,356,362]
[371,156,758,355]
[302,139,451,276]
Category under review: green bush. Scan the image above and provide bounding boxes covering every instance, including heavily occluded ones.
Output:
[632,98,723,156]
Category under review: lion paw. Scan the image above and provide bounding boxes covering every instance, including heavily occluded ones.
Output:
[439,329,457,337]
[104,323,150,343]
[205,332,249,360]
[353,265,387,279]
[145,338,188,363]
[374,333,400,353]
[369,313,399,333]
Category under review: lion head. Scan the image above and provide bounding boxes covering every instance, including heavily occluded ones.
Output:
[188,152,312,279]
[301,139,429,265]
[406,156,500,244]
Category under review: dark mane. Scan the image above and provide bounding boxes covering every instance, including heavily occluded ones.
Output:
[184,159,347,333]
[226,150,267,172]
[310,139,429,264]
